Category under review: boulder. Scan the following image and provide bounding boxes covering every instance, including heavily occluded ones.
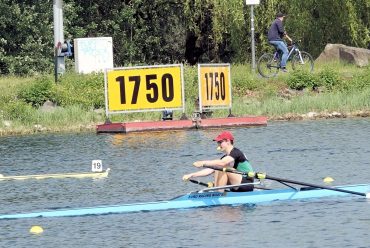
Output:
[40,100,57,112]
[316,44,370,67]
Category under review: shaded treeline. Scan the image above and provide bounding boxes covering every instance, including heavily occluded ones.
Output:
[0,0,369,74]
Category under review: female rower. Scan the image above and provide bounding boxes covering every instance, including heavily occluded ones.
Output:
[182,131,254,192]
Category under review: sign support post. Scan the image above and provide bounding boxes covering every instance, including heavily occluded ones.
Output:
[245,0,260,72]
[251,5,255,72]
[53,0,65,82]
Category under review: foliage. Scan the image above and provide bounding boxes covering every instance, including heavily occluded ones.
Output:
[350,67,370,89]
[0,1,53,75]
[15,72,105,110]
[1,63,370,135]
[287,70,317,90]
[316,67,341,90]
[1,100,35,122]
[53,73,105,109]
[0,1,369,75]
[231,64,263,96]
[17,76,55,107]
[335,67,370,91]
[182,65,198,104]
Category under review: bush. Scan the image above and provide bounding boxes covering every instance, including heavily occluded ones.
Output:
[183,65,198,103]
[2,100,35,122]
[17,76,55,107]
[316,67,341,90]
[350,68,370,90]
[287,70,317,90]
[53,73,105,109]
[335,67,370,91]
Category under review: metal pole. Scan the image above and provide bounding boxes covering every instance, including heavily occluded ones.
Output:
[53,0,65,82]
[53,0,64,47]
[250,5,256,72]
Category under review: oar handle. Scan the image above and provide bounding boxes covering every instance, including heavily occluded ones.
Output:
[203,165,264,179]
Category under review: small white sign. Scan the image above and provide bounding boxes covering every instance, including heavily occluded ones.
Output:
[91,160,103,172]
[74,37,114,74]
[246,0,260,5]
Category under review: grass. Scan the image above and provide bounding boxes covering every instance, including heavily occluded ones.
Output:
[0,61,369,135]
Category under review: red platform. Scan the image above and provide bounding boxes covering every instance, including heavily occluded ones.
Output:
[96,116,267,133]
[197,116,267,128]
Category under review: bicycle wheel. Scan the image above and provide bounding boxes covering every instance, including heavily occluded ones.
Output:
[291,51,314,72]
[257,53,280,78]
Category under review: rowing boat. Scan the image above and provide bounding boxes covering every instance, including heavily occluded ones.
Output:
[0,168,110,181]
[0,183,369,220]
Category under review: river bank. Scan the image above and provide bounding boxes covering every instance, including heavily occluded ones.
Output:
[1,109,370,136]
[0,62,369,136]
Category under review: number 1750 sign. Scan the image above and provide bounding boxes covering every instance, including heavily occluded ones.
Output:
[198,64,231,110]
[105,65,184,113]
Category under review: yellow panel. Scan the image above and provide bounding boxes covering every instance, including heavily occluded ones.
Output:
[106,65,183,112]
[199,65,231,107]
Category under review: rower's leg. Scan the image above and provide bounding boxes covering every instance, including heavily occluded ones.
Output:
[227,173,243,185]
[214,171,228,190]
[214,171,244,191]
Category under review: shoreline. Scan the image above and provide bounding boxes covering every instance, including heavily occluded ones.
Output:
[1,110,369,137]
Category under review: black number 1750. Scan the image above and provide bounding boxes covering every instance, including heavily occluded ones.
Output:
[204,72,226,101]
[116,74,175,104]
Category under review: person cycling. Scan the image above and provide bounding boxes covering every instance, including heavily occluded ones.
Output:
[267,12,292,72]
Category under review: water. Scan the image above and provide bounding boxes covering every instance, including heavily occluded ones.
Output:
[0,118,370,248]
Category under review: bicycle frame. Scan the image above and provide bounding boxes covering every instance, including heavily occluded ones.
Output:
[273,43,304,64]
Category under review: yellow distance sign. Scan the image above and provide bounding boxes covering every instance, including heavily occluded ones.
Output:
[198,64,231,108]
[106,65,183,112]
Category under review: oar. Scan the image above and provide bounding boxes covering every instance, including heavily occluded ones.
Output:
[203,165,370,198]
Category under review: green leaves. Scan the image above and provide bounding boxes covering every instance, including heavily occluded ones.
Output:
[0,0,369,75]
[287,70,317,90]
[17,76,56,107]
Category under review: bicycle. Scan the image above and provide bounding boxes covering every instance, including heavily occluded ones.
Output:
[257,41,314,78]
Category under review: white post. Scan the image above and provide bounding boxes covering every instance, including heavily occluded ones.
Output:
[245,0,260,73]
[53,0,65,81]
[250,5,255,72]
[53,0,64,48]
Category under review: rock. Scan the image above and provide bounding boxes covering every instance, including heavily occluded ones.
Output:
[3,120,11,127]
[316,44,370,67]
[40,100,57,112]
[316,44,346,61]
[329,111,342,118]
[93,108,105,114]
[306,112,318,118]
[33,124,46,132]
[340,46,370,67]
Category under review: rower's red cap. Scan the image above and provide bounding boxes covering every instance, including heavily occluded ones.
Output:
[213,131,234,142]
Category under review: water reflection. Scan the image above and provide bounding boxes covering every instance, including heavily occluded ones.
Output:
[107,130,190,149]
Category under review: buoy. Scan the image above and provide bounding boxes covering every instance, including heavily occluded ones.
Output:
[29,225,43,235]
[323,177,334,183]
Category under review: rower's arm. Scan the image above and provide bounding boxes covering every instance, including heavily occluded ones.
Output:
[183,168,214,181]
[193,156,234,168]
